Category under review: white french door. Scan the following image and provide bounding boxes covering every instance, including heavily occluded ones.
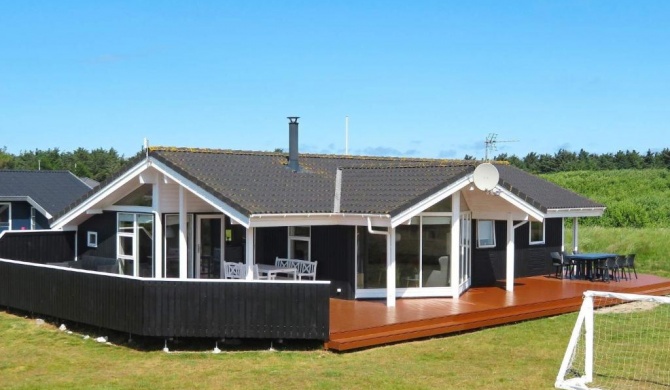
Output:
[458,212,472,293]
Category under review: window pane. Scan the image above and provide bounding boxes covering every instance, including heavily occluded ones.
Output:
[478,220,495,247]
[290,239,309,260]
[118,213,134,232]
[290,226,310,237]
[422,218,450,287]
[425,197,452,212]
[0,204,9,230]
[118,236,134,256]
[396,224,420,287]
[530,221,544,243]
[357,227,387,289]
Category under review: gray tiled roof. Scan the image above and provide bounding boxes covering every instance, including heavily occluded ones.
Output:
[0,170,93,216]
[496,165,604,212]
[149,148,603,217]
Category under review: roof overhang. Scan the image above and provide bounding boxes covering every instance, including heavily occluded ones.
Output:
[545,207,606,218]
[249,213,391,228]
[0,196,52,219]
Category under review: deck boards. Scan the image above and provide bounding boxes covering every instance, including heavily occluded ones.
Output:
[326,274,670,351]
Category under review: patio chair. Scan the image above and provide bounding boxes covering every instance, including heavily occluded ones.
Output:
[624,254,638,279]
[297,260,318,280]
[595,256,617,282]
[614,255,628,281]
[425,256,450,287]
[223,261,246,279]
[551,252,572,279]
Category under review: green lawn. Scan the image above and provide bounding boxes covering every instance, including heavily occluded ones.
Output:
[1,226,668,390]
[0,309,576,389]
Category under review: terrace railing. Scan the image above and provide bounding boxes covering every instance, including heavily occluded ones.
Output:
[0,258,330,340]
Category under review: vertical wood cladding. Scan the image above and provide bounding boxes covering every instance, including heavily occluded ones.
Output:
[0,259,330,340]
[471,218,564,286]
[311,226,356,299]
[255,227,288,264]
[77,211,117,258]
[0,231,75,263]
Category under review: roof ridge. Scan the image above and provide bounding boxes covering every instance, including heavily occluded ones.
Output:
[0,169,75,173]
[148,146,510,165]
[339,163,475,170]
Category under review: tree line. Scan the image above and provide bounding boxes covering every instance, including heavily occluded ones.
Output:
[0,147,132,182]
[1,145,668,183]
[490,148,670,173]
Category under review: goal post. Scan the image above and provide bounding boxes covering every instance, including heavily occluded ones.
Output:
[555,290,670,390]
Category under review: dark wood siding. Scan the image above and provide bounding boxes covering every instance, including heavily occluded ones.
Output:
[311,226,356,299]
[471,218,564,287]
[0,259,330,340]
[0,230,75,263]
[77,211,117,258]
[255,227,288,264]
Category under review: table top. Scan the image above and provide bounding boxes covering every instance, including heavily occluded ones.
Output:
[565,253,617,260]
[257,264,297,273]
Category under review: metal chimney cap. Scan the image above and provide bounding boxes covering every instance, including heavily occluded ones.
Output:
[287,117,300,123]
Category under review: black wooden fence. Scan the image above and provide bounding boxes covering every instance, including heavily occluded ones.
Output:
[0,230,75,263]
[0,259,330,340]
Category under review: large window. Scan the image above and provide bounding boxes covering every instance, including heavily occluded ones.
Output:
[117,213,154,277]
[477,220,496,248]
[288,226,310,260]
[164,214,193,278]
[0,203,10,231]
[530,220,545,245]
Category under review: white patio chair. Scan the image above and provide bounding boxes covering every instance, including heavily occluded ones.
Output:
[223,261,246,279]
[297,260,317,280]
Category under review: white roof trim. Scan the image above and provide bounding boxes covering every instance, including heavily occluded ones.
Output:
[546,207,605,218]
[249,213,390,228]
[0,196,52,219]
[50,161,151,229]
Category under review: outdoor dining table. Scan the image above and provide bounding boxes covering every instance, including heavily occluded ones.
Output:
[564,253,617,281]
[256,264,297,280]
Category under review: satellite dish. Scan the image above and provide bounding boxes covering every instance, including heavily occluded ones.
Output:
[473,163,500,191]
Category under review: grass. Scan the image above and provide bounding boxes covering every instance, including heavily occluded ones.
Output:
[1,226,668,389]
[0,309,578,390]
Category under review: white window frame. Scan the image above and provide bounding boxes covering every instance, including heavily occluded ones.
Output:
[0,202,11,231]
[529,220,545,245]
[476,220,496,248]
[87,231,98,248]
[288,226,311,260]
[30,207,36,230]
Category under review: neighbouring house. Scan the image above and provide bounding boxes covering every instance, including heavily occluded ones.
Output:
[48,118,605,306]
[0,170,94,232]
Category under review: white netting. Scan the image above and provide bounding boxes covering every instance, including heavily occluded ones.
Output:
[556,291,670,390]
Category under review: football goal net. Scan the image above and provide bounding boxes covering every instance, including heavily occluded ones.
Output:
[555,290,670,390]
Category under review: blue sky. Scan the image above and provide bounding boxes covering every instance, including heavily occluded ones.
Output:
[1,1,668,159]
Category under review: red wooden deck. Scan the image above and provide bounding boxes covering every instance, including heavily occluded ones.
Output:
[326,274,670,351]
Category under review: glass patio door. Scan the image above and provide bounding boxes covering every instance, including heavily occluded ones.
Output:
[164,214,193,278]
[196,216,224,279]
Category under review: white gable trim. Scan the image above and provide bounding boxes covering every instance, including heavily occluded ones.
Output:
[50,161,151,229]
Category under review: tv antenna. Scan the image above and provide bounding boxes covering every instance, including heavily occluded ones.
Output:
[485,133,518,161]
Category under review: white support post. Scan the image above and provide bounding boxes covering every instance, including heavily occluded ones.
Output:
[153,180,163,278]
[560,217,565,253]
[573,217,579,253]
[245,227,255,280]
[450,192,461,297]
[506,213,515,292]
[178,186,188,279]
[386,228,396,307]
